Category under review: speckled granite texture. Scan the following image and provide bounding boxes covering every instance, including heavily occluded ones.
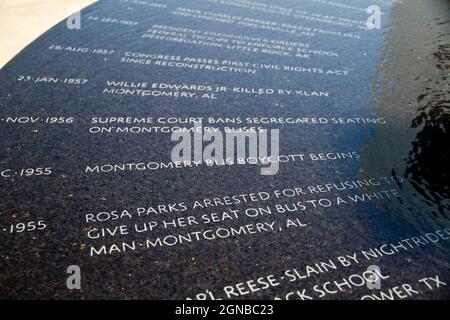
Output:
[0,0,448,299]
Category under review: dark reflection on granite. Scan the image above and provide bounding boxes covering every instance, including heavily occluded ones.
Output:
[360,0,450,271]
[406,40,449,218]
[0,0,448,299]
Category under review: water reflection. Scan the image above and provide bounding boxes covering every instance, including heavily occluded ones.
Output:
[405,40,449,218]
[361,0,450,233]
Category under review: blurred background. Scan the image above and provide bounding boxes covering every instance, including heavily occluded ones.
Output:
[0,0,97,68]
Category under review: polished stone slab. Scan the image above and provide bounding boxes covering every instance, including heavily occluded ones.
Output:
[0,0,448,299]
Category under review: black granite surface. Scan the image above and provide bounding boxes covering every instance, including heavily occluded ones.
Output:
[0,0,448,299]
